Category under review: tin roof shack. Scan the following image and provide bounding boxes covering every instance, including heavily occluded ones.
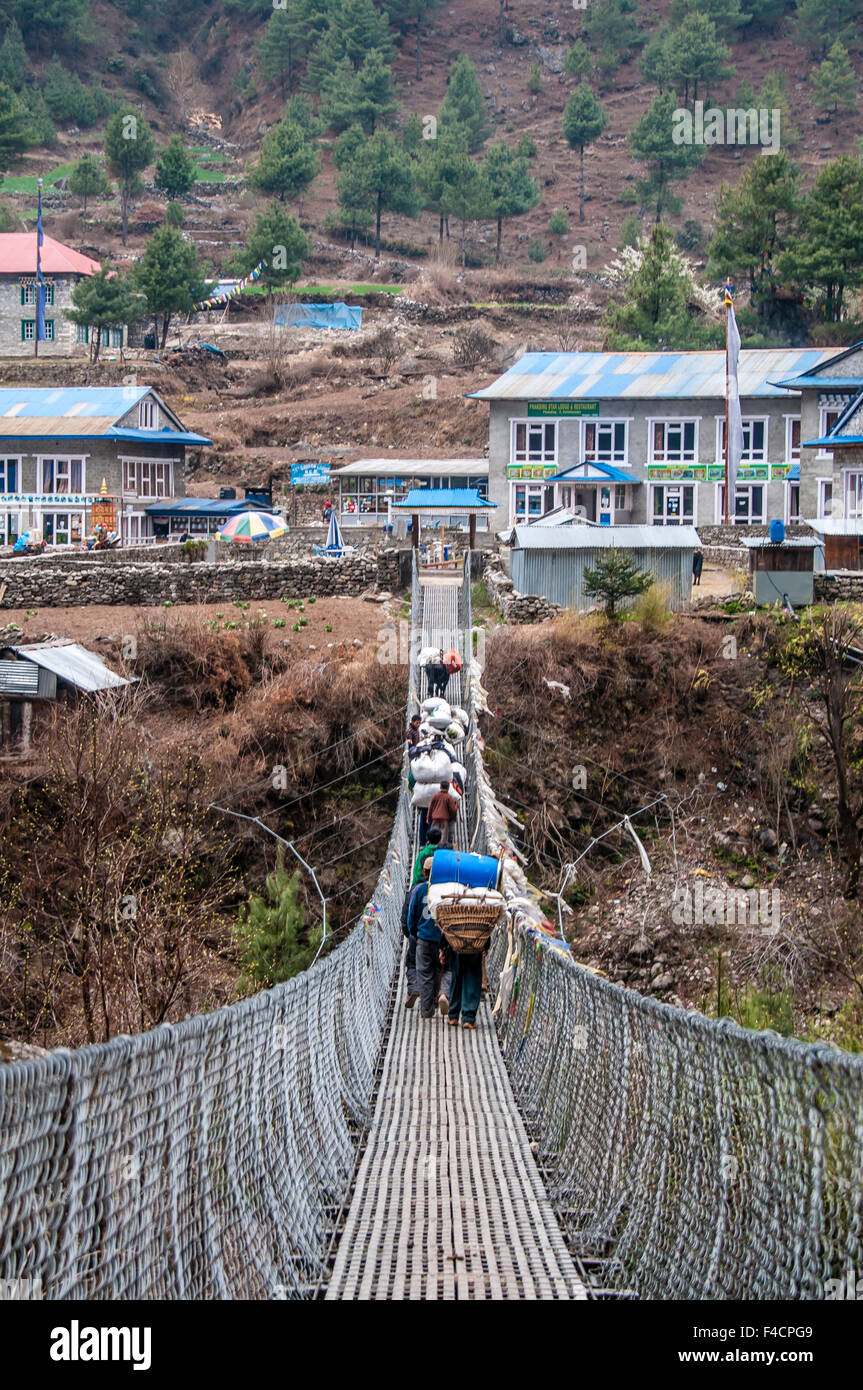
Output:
[742,537,818,607]
[510,524,700,612]
[0,639,133,757]
[805,519,863,572]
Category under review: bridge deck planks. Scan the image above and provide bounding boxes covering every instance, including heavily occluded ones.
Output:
[324,575,586,1301]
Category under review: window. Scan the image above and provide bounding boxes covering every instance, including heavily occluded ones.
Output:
[818,479,833,518]
[787,484,801,526]
[0,512,20,546]
[107,326,124,348]
[39,457,84,495]
[511,419,557,465]
[845,472,863,520]
[717,484,765,524]
[651,421,697,465]
[139,399,157,430]
[818,407,842,457]
[123,460,171,498]
[718,417,767,463]
[512,483,554,523]
[583,420,627,465]
[652,484,695,525]
[786,417,801,463]
[615,484,627,511]
[21,320,55,341]
[76,324,89,344]
[21,284,55,306]
[42,511,84,546]
[0,458,18,492]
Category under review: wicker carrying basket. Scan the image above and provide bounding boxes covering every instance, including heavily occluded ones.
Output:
[437,899,501,954]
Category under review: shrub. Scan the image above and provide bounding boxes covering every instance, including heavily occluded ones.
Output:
[527,237,548,263]
[619,213,641,248]
[676,218,704,253]
[549,209,569,236]
[634,581,672,635]
[452,325,496,368]
[233,853,322,993]
[526,62,543,95]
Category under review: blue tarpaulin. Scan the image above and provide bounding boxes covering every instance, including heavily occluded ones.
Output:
[275,302,362,331]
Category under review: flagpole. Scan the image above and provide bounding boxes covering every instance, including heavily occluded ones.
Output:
[723,287,730,524]
[34,177,40,361]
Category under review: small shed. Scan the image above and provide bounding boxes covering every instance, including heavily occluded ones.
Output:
[392,488,498,551]
[803,519,863,572]
[742,537,819,606]
[0,639,133,754]
[509,524,700,611]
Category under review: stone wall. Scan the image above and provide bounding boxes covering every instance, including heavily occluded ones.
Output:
[703,545,752,570]
[482,555,562,624]
[814,571,863,602]
[0,552,402,608]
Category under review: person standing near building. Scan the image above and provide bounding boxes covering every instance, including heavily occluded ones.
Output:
[406,713,422,749]
[692,550,703,586]
[427,780,458,847]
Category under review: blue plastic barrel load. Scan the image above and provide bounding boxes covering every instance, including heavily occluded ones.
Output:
[769,519,785,544]
[429,849,501,891]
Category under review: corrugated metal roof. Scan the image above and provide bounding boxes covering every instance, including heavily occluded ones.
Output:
[512,524,700,549]
[469,349,836,401]
[0,387,151,439]
[0,659,40,696]
[805,519,863,536]
[0,233,101,276]
[742,537,820,549]
[144,497,273,517]
[12,642,132,692]
[107,427,212,446]
[392,489,497,510]
[548,462,639,482]
[336,458,488,477]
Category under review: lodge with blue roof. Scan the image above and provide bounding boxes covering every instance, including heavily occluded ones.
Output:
[0,386,211,548]
[471,346,863,530]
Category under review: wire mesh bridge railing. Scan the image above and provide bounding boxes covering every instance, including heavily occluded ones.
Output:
[0,551,861,1300]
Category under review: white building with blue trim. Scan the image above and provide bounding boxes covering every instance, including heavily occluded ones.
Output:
[471,346,863,530]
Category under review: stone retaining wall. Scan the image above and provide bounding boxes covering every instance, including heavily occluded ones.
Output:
[0,553,401,608]
[814,571,863,602]
[703,545,751,570]
[482,558,562,624]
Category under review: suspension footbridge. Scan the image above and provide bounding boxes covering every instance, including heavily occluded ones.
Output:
[0,557,861,1301]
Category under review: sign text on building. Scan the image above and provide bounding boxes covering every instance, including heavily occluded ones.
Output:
[291,463,331,486]
[526,401,599,418]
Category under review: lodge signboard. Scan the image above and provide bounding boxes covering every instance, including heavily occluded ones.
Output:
[526,401,599,418]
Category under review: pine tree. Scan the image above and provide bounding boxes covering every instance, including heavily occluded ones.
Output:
[388,0,443,81]
[340,0,395,69]
[416,128,469,240]
[104,107,156,246]
[811,41,857,134]
[438,53,491,153]
[66,265,142,363]
[669,0,751,40]
[583,548,653,620]
[584,0,643,83]
[248,117,320,204]
[154,136,195,199]
[132,225,208,348]
[756,71,800,147]
[605,224,700,350]
[321,49,399,135]
[562,83,609,223]
[257,6,308,97]
[350,128,419,259]
[481,139,539,263]
[639,29,673,93]
[708,152,799,311]
[234,856,321,992]
[439,148,486,267]
[236,204,309,289]
[0,81,31,178]
[778,156,863,323]
[0,21,28,92]
[794,0,859,58]
[664,13,734,105]
[564,40,591,82]
[336,142,376,248]
[628,90,705,222]
[69,153,107,236]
